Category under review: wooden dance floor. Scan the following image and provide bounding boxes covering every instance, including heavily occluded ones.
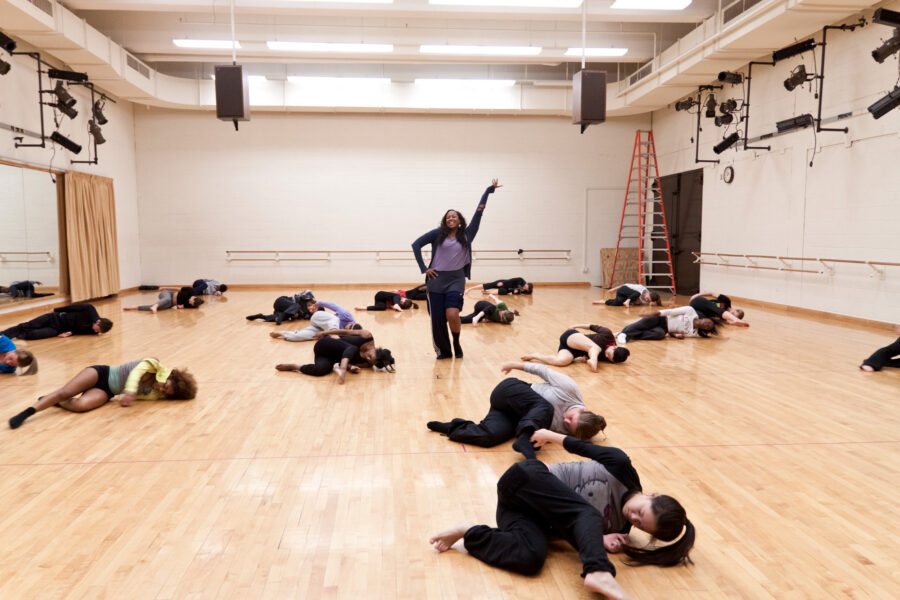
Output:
[1,287,898,599]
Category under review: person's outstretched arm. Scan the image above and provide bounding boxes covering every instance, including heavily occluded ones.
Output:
[318,329,373,339]
[464,179,501,243]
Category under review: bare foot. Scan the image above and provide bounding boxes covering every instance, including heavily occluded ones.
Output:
[521,354,535,362]
[587,349,600,372]
[429,521,473,553]
[275,364,301,372]
[860,365,874,372]
[269,332,282,339]
[336,367,346,384]
[150,305,158,314]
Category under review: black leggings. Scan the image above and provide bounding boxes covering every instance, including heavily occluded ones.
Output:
[689,296,725,319]
[861,337,900,371]
[444,378,553,447]
[463,460,615,577]
[299,337,362,376]
[621,315,668,341]
[1,313,63,340]
[366,291,397,311]
[605,287,642,306]
[460,300,496,324]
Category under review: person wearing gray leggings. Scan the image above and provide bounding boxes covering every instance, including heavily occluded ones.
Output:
[123,287,203,314]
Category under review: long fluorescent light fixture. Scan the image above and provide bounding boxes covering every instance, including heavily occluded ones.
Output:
[414,78,516,86]
[430,0,581,7]
[611,0,691,9]
[287,76,391,84]
[174,39,241,49]
[267,41,393,53]
[421,45,542,56]
[565,47,628,57]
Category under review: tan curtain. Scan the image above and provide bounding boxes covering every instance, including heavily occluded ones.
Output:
[63,171,120,302]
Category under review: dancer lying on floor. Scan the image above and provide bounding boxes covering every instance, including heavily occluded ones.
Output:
[275,329,394,384]
[355,291,418,312]
[616,306,717,342]
[521,324,629,372]
[459,295,518,325]
[122,287,203,313]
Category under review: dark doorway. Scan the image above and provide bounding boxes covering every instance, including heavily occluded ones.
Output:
[656,168,703,296]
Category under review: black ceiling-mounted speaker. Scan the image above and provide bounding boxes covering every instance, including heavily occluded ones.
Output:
[214,64,250,128]
[572,70,607,133]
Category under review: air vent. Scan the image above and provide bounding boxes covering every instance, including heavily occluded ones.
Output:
[27,0,53,16]
[126,53,150,79]
[723,0,763,25]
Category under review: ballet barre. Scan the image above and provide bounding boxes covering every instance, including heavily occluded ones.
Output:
[225,249,571,263]
[693,252,900,277]
[0,251,53,264]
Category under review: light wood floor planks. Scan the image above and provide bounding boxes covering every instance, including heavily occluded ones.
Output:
[0,287,898,599]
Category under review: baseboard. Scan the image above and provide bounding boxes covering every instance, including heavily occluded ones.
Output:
[725,295,895,332]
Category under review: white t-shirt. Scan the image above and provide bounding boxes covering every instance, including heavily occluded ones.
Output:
[660,306,699,337]
[623,283,647,294]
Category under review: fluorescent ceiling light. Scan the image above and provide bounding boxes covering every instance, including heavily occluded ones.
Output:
[430,0,581,6]
[247,75,269,82]
[173,39,241,49]
[420,44,542,56]
[287,76,391,84]
[611,0,692,9]
[565,47,628,57]
[267,41,393,53]
[414,78,516,86]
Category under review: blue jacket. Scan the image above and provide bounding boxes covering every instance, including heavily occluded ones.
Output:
[0,334,16,374]
[411,185,495,279]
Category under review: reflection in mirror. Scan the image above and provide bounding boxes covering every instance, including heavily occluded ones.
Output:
[0,162,60,305]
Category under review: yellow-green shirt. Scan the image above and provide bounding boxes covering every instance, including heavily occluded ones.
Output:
[123,358,172,400]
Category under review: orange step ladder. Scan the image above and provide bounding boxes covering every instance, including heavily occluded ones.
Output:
[607,130,676,297]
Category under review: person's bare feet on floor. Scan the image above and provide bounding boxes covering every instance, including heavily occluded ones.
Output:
[275,363,301,372]
[429,521,473,552]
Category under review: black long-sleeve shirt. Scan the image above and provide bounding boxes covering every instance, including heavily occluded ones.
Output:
[53,303,101,335]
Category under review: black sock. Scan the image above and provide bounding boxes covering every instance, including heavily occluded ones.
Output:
[9,407,36,430]
[511,431,537,460]
[427,420,451,434]
[452,332,463,357]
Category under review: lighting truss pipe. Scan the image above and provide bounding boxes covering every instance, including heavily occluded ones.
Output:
[743,61,773,151]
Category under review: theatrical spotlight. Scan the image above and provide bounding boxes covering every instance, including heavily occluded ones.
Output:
[720,99,738,114]
[50,131,82,154]
[784,64,812,91]
[47,68,88,82]
[675,98,697,111]
[773,38,816,62]
[776,113,814,132]
[718,71,743,84]
[868,86,900,119]
[871,28,900,64]
[92,100,108,125]
[872,8,900,28]
[0,57,10,76]
[52,102,78,119]
[0,31,16,53]
[713,132,740,154]
[49,81,76,108]
[88,120,106,145]
[714,113,734,127]
[705,95,717,118]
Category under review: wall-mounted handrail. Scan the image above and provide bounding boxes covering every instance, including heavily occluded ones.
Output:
[225,249,572,263]
[693,252,900,276]
[0,251,53,264]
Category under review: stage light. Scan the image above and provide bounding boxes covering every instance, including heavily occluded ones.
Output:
[88,120,106,145]
[714,113,734,127]
[47,68,88,82]
[713,132,740,154]
[50,131,82,154]
[0,31,16,53]
[773,38,816,62]
[868,86,900,119]
[717,71,743,84]
[675,98,696,111]
[872,29,900,63]
[0,57,10,75]
[775,113,814,132]
[719,99,738,114]
[705,95,717,118]
[52,102,78,119]
[783,64,811,91]
[49,81,77,108]
[872,8,900,28]
[92,100,108,125]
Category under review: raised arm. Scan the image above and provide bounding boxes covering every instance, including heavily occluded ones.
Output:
[464,179,500,243]
[690,291,717,301]
[522,363,581,397]
[319,329,373,339]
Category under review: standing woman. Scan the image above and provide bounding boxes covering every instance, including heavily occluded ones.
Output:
[412,179,501,359]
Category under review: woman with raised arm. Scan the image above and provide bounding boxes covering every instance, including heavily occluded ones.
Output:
[275,329,394,384]
[459,293,518,326]
[8,358,197,429]
[429,431,695,600]
[122,286,203,314]
[521,324,629,372]
[411,179,501,359]
[595,283,661,307]
[689,292,748,326]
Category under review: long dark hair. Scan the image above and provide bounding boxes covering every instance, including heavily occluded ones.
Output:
[623,495,695,567]
[437,209,469,249]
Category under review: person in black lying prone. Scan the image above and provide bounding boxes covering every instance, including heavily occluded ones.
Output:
[247,291,316,325]
[0,281,54,299]
[1,303,113,340]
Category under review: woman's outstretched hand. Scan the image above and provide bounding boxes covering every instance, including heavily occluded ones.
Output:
[491,178,502,189]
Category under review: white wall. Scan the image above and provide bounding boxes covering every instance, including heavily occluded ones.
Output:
[133,110,648,285]
[0,46,142,290]
[651,4,900,323]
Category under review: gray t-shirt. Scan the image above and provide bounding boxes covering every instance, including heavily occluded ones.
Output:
[108,359,142,395]
[523,363,585,434]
